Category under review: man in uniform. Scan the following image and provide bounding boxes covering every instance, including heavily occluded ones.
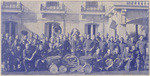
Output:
[119,37,127,55]
[108,37,116,53]
[14,46,24,71]
[35,44,47,71]
[128,37,136,49]
[28,32,34,44]
[15,35,20,44]
[83,35,94,56]
[99,36,108,58]
[136,35,148,70]
[23,43,36,72]
[63,35,71,54]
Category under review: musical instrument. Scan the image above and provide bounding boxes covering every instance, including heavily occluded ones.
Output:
[59,65,67,73]
[49,63,58,74]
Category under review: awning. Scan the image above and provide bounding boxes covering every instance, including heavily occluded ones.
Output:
[109,20,117,29]
[126,17,148,26]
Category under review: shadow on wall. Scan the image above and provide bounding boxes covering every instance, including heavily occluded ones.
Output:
[21,5,37,23]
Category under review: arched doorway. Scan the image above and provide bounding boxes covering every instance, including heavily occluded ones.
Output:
[85,23,99,38]
[3,21,17,38]
[45,22,62,38]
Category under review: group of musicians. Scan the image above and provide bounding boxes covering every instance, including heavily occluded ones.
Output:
[2,30,148,72]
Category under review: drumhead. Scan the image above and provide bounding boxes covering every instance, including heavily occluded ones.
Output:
[105,59,113,67]
[59,65,67,73]
[49,64,58,74]
[83,64,92,73]
[77,65,84,73]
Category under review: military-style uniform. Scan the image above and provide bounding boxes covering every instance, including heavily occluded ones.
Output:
[83,39,94,56]
[99,40,108,58]
[53,42,64,56]
[120,49,133,71]
[35,48,47,71]
[108,41,115,53]
[14,47,24,71]
[23,48,36,72]
[136,39,147,70]
[119,42,127,56]
[63,39,71,54]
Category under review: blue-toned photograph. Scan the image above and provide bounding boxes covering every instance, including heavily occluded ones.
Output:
[1,0,149,75]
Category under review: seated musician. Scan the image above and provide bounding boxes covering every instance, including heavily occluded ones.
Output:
[53,37,64,56]
[120,46,134,71]
[13,46,24,71]
[35,44,47,71]
[104,46,121,71]
[103,49,113,71]
[92,47,104,71]
[23,43,37,72]
[79,35,94,65]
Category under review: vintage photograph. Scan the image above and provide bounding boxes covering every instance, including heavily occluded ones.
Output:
[1,0,149,75]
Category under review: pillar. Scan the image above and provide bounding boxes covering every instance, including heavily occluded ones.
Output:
[135,24,138,41]
[91,24,94,39]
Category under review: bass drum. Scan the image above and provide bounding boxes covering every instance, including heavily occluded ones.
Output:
[83,64,92,73]
[113,58,121,68]
[49,63,58,74]
[59,65,67,73]
[63,54,80,67]
[77,65,84,73]
[105,58,113,67]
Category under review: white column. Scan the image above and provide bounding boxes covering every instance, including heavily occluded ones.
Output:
[51,23,54,37]
[9,22,11,36]
[91,24,94,39]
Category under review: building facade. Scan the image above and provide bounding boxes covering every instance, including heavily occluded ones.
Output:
[1,1,149,39]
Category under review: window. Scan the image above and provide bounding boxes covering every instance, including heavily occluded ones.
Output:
[45,22,62,38]
[46,1,59,7]
[4,21,16,37]
[86,1,98,8]
[88,25,91,35]
[85,23,99,38]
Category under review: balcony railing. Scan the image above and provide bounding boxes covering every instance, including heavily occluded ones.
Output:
[40,4,65,11]
[2,2,23,10]
[126,1,149,6]
[81,5,105,12]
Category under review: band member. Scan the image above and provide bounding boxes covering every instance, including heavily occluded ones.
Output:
[63,35,71,54]
[71,34,83,57]
[103,49,113,71]
[96,32,101,42]
[35,44,47,71]
[130,46,138,71]
[15,35,20,44]
[119,37,127,55]
[8,36,14,46]
[92,48,104,71]
[23,43,36,72]
[42,39,49,51]
[5,33,9,42]
[136,35,148,70]
[2,43,14,71]
[120,46,133,71]
[99,36,108,58]
[28,32,34,43]
[34,34,41,45]
[13,46,24,71]
[128,37,136,49]
[47,43,54,56]
[83,35,94,56]
[11,40,20,51]
[108,37,115,53]
[53,37,64,56]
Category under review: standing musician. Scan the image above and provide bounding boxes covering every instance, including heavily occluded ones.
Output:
[23,43,37,72]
